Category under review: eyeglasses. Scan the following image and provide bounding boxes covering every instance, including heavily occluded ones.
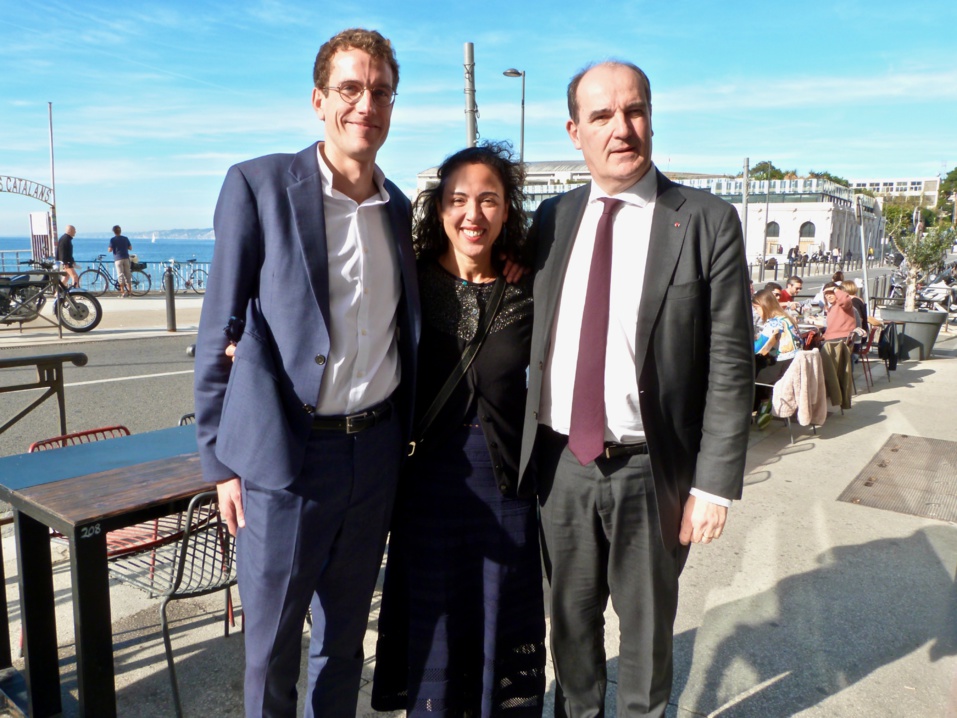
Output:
[321,83,397,107]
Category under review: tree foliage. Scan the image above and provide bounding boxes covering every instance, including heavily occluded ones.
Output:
[892,224,955,311]
[747,161,798,181]
[938,166,957,222]
[882,196,934,237]
[940,166,957,198]
[807,170,849,187]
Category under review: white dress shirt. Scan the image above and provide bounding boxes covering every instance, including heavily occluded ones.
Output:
[313,144,401,415]
[541,167,731,508]
[542,169,656,442]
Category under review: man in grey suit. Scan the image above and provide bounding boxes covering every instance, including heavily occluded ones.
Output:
[193,28,419,717]
[518,61,753,717]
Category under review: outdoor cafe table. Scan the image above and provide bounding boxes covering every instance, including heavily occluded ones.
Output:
[0,425,207,717]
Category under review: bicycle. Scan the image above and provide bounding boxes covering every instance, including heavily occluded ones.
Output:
[77,254,152,297]
[161,258,207,294]
[0,260,102,333]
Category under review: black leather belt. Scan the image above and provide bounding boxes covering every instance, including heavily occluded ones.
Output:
[603,440,649,459]
[312,400,392,434]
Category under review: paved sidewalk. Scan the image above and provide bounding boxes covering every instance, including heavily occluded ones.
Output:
[1,311,955,716]
[0,294,202,349]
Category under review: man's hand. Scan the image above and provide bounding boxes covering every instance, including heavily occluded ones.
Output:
[225,342,236,362]
[217,477,245,536]
[500,255,530,284]
[678,494,728,546]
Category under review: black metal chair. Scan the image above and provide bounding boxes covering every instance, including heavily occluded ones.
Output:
[108,491,238,718]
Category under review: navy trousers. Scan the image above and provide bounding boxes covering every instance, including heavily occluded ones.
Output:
[237,413,402,717]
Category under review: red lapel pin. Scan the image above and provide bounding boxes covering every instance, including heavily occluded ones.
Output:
[674,222,681,227]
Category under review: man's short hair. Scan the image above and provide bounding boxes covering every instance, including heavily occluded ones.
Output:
[567,60,652,123]
[764,282,783,292]
[313,28,399,92]
[786,276,803,286]
[112,225,121,234]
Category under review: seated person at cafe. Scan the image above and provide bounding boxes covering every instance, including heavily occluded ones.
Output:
[842,280,869,336]
[765,280,802,312]
[822,282,860,341]
[810,271,846,308]
[753,289,803,427]
[781,276,803,302]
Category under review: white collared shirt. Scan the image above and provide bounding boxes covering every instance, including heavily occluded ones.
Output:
[541,168,656,442]
[541,167,731,508]
[313,144,401,415]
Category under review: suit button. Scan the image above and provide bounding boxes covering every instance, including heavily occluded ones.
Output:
[538,361,543,370]
[489,441,498,449]
[303,404,315,414]
[533,411,539,419]
[499,484,508,492]
[494,464,502,471]
[315,354,326,365]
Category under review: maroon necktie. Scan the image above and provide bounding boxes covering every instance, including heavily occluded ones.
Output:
[568,197,623,465]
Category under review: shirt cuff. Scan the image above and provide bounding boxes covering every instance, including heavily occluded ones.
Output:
[690,487,733,508]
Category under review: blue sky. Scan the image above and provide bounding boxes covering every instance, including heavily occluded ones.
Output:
[1,0,955,236]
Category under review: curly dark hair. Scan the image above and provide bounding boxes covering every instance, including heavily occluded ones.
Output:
[414,142,530,271]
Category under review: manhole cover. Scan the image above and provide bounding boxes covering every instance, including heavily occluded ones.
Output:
[837,434,957,522]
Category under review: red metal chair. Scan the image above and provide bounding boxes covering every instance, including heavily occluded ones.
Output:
[856,326,888,390]
[28,426,189,559]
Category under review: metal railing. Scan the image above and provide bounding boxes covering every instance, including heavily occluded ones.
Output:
[0,249,32,272]
[748,257,878,283]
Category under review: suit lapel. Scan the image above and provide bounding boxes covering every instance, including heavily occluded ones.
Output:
[287,144,331,328]
[635,171,689,381]
[539,185,588,356]
[384,179,420,338]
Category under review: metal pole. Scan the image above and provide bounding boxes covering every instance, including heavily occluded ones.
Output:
[48,102,58,250]
[741,157,749,255]
[764,161,771,258]
[878,216,886,265]
[464,43,477,147]
[857,197,870,307]
[164,266,177,332]
[519,71,525,163]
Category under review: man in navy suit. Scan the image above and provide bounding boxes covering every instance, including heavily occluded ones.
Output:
[193,28,419,717]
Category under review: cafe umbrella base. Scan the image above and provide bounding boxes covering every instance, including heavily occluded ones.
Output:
[878,307,949,360]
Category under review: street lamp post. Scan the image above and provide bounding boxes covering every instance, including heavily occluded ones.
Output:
[503,68,525,163]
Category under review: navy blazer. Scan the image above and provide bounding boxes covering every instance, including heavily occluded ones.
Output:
[194,143,420,488]
[518,171,754,550]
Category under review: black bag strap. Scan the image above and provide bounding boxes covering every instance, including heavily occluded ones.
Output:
[408,277,506,456]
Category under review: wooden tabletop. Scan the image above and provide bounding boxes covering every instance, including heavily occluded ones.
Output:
[0,425,209,530]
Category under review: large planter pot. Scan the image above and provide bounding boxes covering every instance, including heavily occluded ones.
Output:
[878,306,948,360]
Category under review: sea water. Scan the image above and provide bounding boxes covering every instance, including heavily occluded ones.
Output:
[0,236,215,265]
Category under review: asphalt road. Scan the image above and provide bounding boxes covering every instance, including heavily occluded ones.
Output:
[0,334,197,459]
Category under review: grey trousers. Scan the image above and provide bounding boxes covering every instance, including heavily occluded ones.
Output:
[536,427,688,718]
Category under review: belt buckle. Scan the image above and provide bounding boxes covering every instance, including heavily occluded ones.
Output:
[344,413,365,434]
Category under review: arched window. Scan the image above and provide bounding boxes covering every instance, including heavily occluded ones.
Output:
[800,221,816,238]
[766,221,780,238]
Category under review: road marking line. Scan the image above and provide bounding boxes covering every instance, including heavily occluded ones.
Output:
[65,370,195,388]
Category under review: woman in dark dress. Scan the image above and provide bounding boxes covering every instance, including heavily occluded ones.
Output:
[372,143,545,716]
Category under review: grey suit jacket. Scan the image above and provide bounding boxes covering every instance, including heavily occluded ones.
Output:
[518,170,754,550]
[194,143,419,488]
